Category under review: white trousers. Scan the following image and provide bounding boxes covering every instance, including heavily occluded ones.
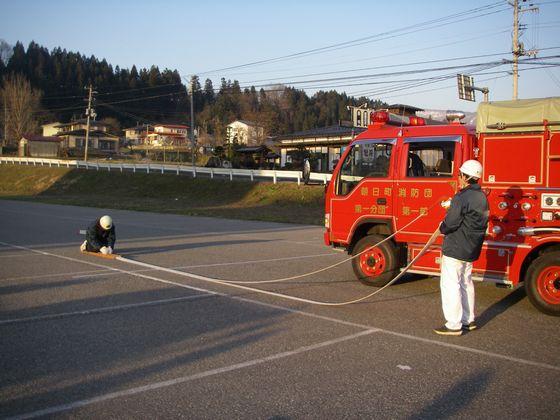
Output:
[440,255,475,330]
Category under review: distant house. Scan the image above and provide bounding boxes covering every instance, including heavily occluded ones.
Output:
[41,122,62,137]
[274,103,427,172]
[42,119,119,156]
[226,120,264,146]
[146,124,189,147]
[123,124,152,146]
[274,123,365,173]
[124,123,190,150]
[19,135,63,158]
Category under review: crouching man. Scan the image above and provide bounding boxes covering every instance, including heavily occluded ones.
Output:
[80,215,116,255]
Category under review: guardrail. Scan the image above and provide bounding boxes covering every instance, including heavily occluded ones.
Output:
[0,156,332,185]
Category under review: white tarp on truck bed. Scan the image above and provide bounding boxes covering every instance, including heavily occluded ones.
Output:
[476,97,560,133]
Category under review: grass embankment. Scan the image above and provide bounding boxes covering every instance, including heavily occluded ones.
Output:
[0,166,326,225]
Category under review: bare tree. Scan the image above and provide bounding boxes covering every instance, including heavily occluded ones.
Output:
[1,74,42,146]
[0,39,12,65]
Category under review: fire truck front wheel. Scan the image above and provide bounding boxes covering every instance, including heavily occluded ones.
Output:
[352,234,398,287]
[525,251,560,316]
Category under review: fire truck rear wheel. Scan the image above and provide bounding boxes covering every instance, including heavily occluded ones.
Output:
[524,251,560,316]
[352,234,398,287]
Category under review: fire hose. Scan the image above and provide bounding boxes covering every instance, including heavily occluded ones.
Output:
[112,197,446,306]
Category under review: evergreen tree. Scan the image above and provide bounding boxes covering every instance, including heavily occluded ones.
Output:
[1,41,388,142]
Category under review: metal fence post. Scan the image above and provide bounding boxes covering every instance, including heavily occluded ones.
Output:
[273,171,277,184]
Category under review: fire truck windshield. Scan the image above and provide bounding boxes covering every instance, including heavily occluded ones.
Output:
[337,140,394,195]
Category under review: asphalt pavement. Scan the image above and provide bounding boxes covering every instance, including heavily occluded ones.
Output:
[0,199,558,419]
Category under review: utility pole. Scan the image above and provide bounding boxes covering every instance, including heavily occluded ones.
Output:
[512,0,520,99]
[84,84,96,162]
[509,0,539,99]
[189,77,196,169]
[3,96,7,146]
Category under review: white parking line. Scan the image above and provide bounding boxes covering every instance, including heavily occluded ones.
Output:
[3,241,560,373]
[1,269,114,283]
[177,252,340,269]
[72,252,340,275]
[8,329,378,420]
[0,252,340,282]
[0,294,215,326]
[0,241,217,297]
[0,253,38,258]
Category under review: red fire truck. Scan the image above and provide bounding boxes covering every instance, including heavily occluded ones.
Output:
[324,97,560,315]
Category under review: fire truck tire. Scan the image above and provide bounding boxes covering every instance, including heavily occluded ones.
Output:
[352,234,398,287]
[524,251,560,316]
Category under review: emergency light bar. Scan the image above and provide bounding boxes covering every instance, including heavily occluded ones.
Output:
[370,110,426,126]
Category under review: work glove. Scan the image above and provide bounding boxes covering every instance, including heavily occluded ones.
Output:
[107,246,113,255]
[100,246,110,255]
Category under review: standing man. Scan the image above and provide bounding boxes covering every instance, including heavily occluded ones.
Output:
[80,215,116,255]
[432,160,489,336]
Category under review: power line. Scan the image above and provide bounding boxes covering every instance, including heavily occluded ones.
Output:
[238,51,516,85]
[196,1,507,75]
[42,82,183,101]
[231,55,559,90]
[350,64,557,99]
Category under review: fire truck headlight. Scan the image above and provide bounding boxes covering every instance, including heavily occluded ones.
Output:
[325,213,330,229]
[522,203,532,211]
[498,202,508,210]
[542,211,553,221]
[557,197,560,206]
[491,226,503,235]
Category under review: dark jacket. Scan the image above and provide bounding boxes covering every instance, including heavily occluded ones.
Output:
[86,220,116,252]
[439,184,488,262]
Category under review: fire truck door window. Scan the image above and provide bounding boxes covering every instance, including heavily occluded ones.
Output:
[405,138,458,178]
[336,141,394,195]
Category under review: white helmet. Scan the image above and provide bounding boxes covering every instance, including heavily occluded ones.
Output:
[99,215,113,230]
[459,159,482,180]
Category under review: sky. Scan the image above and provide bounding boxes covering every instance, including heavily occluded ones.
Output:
[2,0,560,113]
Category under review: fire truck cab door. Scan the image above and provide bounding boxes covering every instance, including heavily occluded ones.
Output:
[395,136,462,242]
[329,139,396,243]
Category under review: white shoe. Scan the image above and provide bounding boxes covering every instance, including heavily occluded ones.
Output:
[80,240,87,252]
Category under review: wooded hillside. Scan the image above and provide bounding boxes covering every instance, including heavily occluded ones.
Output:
[0,41,385,143]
